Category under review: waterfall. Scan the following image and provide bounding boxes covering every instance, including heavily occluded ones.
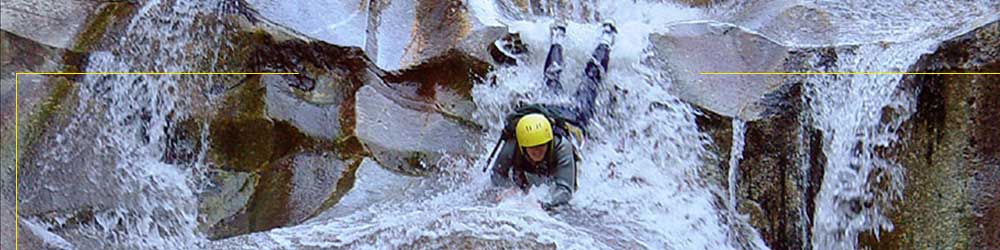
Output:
[806,43,925,250]
[728,119,745,213]
[205,2,760,248]
[803,3,996,247]
[42,0,224,248]
[16,0,996,249]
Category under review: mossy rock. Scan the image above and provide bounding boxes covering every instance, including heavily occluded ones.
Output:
[863,20,999,250]
[17,76,80,178]
[198,170,259,236]
[206,162,293,239]
[737,83,807,250]
[62,2,137,73]
[205,152,359,239]
[693,107,732,190]
[310,158,364,218]
[208,77,317,172]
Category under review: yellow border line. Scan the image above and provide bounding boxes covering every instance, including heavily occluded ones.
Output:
[700,72,1000,75]
[13,71,296,250]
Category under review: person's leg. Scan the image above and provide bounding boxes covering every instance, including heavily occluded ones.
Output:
[543,21,567,91]
[572,21,616,126]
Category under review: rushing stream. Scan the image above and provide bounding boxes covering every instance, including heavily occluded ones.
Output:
[206,1,995,249]
[15,0,998,249]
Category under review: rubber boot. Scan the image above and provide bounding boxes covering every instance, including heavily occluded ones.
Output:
[599,20,617,46]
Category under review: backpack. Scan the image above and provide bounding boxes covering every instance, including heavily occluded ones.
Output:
[499,104,586,144]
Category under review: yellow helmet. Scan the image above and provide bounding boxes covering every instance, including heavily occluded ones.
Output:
[515,114,553,147]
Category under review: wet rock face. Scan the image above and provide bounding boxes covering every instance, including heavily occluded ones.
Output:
[17,218,74,250]
[694,107,732,190]
[717,1,836,45]
[242,0,503,71]
[1,0,132,131]
[737,83,808,250]
[5,0,495,246]
[232,30,372,93]
[203,158,421,248]
[264,75,345,140]
[354,84,481,175]
[201,70,353,238]
[241,0,370,48]
[647,22,793,121]
[693,45,839,250]
[1,2,136,248]
[863,21,999,250]
[285,152,351,222]
[1,31,67,81]
[403,235,556,250]
[197,170,257,236]
[0,0,98,49]
[207,152,357,239]
[185,0,497,236]
[200,5,491,235]
[405,0,472,67]
[205,23,373,170]
[0,32,65,145]
[649,20,846,250]
[405,0,506,70]
[755,5,835,45]
[0,4,107,250]
[208,77,317,173]
[315,158,420,219]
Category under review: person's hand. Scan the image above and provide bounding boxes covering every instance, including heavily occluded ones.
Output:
[495,187,521,202]
[541,202,559,212]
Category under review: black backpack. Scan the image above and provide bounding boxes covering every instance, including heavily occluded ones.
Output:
[499,104,585,143]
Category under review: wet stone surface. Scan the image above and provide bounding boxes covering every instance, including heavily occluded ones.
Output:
[862,20,999,250]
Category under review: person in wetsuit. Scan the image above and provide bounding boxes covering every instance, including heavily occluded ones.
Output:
[491,20,617,210]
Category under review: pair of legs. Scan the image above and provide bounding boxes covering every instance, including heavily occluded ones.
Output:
[541,21,616,127]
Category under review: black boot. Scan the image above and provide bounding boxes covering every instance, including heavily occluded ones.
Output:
[550,19,567,45]
[599,20,617,46]
[544,20,568,91]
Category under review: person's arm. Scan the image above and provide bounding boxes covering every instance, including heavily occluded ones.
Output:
[491,140,517,188]
[546,138,577,208]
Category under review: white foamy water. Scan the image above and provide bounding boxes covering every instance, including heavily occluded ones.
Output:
[206,0,997,249]
[21,0,998,249]
[208,1,759,249]
[804,9,998,250]
[27,0,225,248]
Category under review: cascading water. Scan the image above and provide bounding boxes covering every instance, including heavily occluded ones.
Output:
[472,18,750,249]
[207,1,763,249]
[727,119,745,213]
[204,0,996,249]
[799,2,998,249]
[28,0,224,248]
[805,43,915,250]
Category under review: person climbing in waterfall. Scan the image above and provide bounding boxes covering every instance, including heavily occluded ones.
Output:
[488,20,617,211]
